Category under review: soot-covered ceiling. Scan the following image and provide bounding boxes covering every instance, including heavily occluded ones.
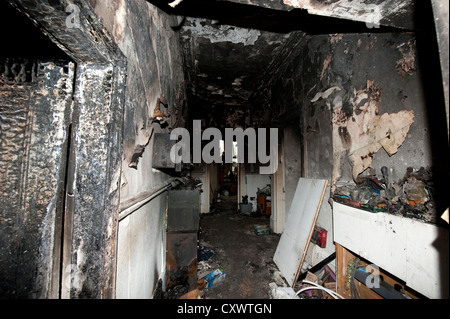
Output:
[147,0,416,130]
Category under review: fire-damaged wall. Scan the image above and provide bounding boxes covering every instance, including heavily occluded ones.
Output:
[2,0,127,299]
[309,32,448,222]
[2,0,187,299]
[89,0,189,298]
[0,59,74,298]
[258,30,448,269]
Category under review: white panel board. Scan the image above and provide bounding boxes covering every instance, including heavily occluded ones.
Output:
[333,201,408,281]
[333,201,449,299]
[405,218,449,298]
[273,178,328,287]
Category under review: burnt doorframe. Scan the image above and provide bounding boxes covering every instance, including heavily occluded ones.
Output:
[8,0,126,298]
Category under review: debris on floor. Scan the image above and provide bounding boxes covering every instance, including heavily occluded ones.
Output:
[268,283,299,299]
[254,224,270,235]
[268,262,340,299]
[196,194,281,298]
[197,245,216,261]
[200,268,227,288]
[332,166,440,224]
[293,269,341,299]
[246,261,259,273]
[197,260,215,275]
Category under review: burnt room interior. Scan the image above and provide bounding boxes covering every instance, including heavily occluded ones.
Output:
[0,0,448,300]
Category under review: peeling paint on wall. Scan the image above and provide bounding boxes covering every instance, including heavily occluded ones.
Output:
[396,39,416,77]
[331,80,414,189]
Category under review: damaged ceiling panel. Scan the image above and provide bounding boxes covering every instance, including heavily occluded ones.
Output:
[282,0,415,30]
[148,0,415,129]
[179,17,300,128]
[157,0,415,30]
[221,0,416,30]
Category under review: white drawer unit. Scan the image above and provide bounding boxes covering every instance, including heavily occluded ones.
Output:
[333,202,449,299]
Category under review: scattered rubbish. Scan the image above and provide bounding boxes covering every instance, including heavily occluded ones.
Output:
[271,270,287,287]
[305,271,318,283]
[197,260,215,275]
[297,252,336,282]
[246,261,259,273]
[201,268,226,288]
[294,271,341,299]
[197,245,216,262]
[332,166,439,224]
[322,265,336,283]
[324,281,336,291]
[269,282,299,299]
[254,224,270,235]
[403,177,428,207]
[163,284,190,299]
[294,259,339,299]
[295,279,344,299]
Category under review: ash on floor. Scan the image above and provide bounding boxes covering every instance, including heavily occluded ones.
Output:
[198,195,286,299]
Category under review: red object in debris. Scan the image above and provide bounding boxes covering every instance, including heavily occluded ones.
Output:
[311,226,327,248]
[338,197,361,208]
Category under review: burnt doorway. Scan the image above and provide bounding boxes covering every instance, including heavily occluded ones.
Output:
[0,1,75,298]
[1,0,126,299]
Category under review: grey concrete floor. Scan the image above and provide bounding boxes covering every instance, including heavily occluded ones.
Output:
[197,195,287,299]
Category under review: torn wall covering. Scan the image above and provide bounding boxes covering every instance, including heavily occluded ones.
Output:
[293,33,432,193]
[254,31,442,269]
[331,80,415,184]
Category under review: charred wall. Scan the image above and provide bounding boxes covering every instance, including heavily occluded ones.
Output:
[0,59,74,298]
[264,30,447,196]
[2,0,127,299]
[258,26,448,266]
[1,0,187,299]
[89,0,189,298]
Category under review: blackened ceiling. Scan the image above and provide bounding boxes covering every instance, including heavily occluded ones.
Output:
[147,0,416,130]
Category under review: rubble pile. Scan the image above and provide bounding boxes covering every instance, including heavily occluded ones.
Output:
[332,166,438,224]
